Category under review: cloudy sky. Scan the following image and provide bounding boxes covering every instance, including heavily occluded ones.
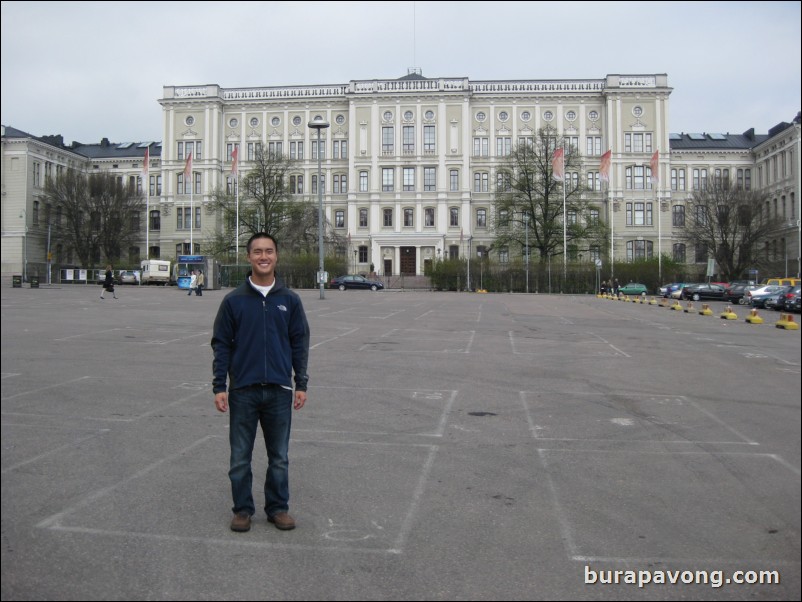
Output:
[2,1,800,145]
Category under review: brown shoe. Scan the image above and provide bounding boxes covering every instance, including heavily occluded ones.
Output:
[230,512,251,532]
[268,512,296,530]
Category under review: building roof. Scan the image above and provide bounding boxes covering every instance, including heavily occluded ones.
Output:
[2,125,160,159]
[668,130,769,151]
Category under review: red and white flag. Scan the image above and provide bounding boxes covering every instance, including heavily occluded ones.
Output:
[650,150,659,184]
[184,151,193,180]
[231,146,239,180]
[599,150,611,183]
[552,148,565,182]
[142,147,149,180]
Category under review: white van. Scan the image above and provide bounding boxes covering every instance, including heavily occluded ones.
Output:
[140,260,171,286]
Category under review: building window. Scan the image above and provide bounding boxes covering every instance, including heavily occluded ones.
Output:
[588,208,599,226]
[671,168,686,191]
[383,208,393,227]
[586,172,600,191]
[673,205,685,227]
[693,168,708,191]
[695,242,708,263]
[424,207,435,227]
[359,208,368,228]
[450,207,459,227]
[404,208,414,227]
[476,208,487,228]
[625,166,646,190]
[360,171,368,192]
[497,172,512,192]
[695,204,708,225]
[382,168,394,192]
[359,245,368,263]
[403,167,416,191]
[450,170,459,192]
[566,209,577,225]
[626,240,653,261]
[382,127,394,154]
[474,172,489,192]
[496,137,511,157]
[403,126,415,154]
[335,210,345,228]
[311,139,325,160]
[626,202,652,226]
[586,137,602,156]
[473,137,489,157]
[673,243,686,263]
[150,210,161,231]
[424,167,436,191]
[423,125,435,153]
[499,247,509,264]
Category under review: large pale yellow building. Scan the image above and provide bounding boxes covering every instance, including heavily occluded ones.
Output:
[2,72,799,282]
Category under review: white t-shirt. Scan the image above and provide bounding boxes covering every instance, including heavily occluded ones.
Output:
[248,277,275,297]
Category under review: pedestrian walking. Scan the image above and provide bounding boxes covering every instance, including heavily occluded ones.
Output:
[195,269,205,296]
[187,270,197,296]
[100,265,117,299]
[212,232,310,533]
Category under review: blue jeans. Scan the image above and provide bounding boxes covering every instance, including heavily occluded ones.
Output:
[228,384,293,517]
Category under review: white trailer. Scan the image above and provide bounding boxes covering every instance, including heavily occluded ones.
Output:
[140,260,171,286]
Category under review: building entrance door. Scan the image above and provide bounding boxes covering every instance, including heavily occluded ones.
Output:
[384,259,392,276]
[400,247,416,275]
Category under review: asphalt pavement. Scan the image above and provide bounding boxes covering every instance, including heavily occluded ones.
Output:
[2,283,800,600]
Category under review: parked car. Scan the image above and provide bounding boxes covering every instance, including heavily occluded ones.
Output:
[745,284,786,308]
[659,282,685,298]
[617,282,648,296]
[779,285,801,312]
[784,289,801,313]
[118,270,138,285]
[329,274,384,291]
[671,283,697,299]
[761,277,801,287]
[763,286,793,311]
[680,283,727,302]
[723,283,758,304]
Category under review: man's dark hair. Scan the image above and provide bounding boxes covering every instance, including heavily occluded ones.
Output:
[246,232,279,253]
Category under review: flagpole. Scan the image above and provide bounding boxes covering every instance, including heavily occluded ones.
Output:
[562,181,567,283]
[235,177,239,262]
[146,185,150,260]
[144,151,149,261]
[609,182,614,280]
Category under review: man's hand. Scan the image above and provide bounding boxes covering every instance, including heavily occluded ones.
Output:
[214,392,228,413]
[294,390,307,410]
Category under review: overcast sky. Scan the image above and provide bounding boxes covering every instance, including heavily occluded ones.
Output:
[2,1,800,146]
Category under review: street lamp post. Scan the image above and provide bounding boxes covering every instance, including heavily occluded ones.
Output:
[524,211,529,294]
[308,116,330,300]
[19,210,28,282]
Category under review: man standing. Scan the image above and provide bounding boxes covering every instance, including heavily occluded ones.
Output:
[195,269,205,296]
[211,233,310,533]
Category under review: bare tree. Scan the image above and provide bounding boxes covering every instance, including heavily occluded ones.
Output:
[44,170,144,268]
[493,129,607,262]
[206,147,343,259]
[681,180,782,280]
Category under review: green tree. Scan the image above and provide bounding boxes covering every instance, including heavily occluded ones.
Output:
[45,170,144,268]
[493,129,607,262]
[681,180,782,281]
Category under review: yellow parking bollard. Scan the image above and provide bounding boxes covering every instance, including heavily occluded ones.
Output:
[698,303,713,316]
[745,308,764,324]
[720,305,738,320]
[776,313,800,330]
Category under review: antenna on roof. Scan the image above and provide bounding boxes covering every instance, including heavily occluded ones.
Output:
[408,1,420,76]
